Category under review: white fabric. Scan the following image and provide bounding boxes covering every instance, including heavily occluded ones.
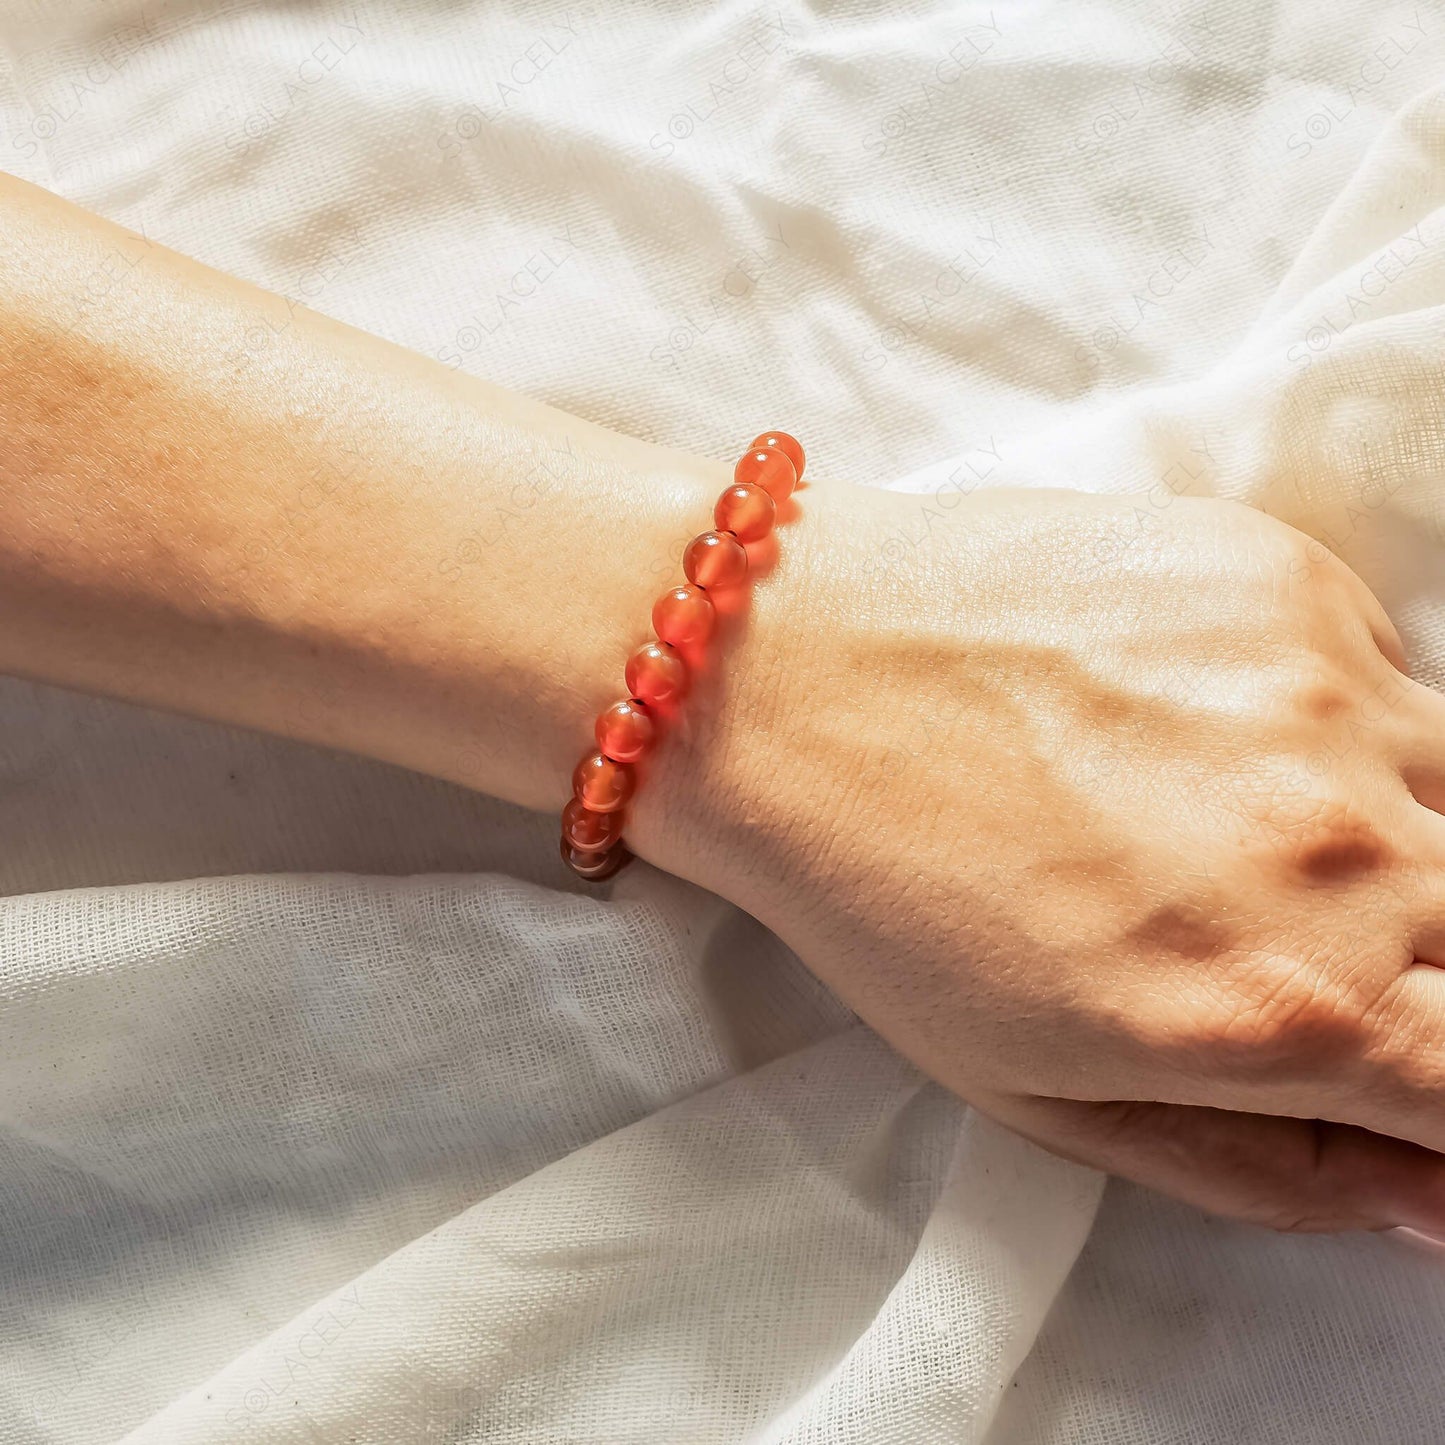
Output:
[1,1,1443,1440]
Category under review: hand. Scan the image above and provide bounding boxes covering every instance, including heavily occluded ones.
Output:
[633,481,1445,1233]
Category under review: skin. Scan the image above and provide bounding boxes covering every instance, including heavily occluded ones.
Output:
[5,172,1445,1236]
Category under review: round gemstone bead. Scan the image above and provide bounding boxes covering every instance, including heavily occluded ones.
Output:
[734,447,797,503]
[750,430,805,479]
[572,751,634,813]
[652,583,715,647]
[683,530,748,589]
[626,641,688,707]
[595,698,655,763]
[714,483,776,543]
[562,795,624,851]
[560,835,631,880]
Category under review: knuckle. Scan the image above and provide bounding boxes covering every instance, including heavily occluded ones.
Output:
[1379,691,1431,756]
[1373,1048,1443,1105]
[1362,994,1445,1101]
[1195,953,1369,1079]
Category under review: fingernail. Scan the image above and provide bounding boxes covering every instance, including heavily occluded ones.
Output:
[1388,1226,1445,1255]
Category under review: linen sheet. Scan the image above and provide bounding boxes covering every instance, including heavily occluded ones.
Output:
[1,0,1444,1439]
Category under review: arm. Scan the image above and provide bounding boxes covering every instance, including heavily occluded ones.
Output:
[8,171,1445,1236]
[0,170,723,818]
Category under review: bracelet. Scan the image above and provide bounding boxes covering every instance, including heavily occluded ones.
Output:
[559,429,806,882]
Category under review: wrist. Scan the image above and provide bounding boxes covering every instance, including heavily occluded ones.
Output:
[624,473,867,902]
[425,445,729,814]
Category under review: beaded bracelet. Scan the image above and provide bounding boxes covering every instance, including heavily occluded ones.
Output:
[559,429,806,881]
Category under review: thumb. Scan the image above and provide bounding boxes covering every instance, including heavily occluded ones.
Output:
[975,1091,1445,1235]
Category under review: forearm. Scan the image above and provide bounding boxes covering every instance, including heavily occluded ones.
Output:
[0,173,727,819]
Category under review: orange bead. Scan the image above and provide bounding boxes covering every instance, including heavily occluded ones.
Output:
[652,583,715,647]
[714,483,776,543]
[560,835,631,880]
[734,447,797,503]
[750,430,805,479]
[572,751,634,813]
[626,641,688,707]
[683,530,748,589]
[595,699,654,762]
[562,795,624,851]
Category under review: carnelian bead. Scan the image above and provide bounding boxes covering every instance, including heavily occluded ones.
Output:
[562,795,624,851]
[683,530,748,589]
[560,835,631,880]
[750,430,805,479]
[734,447,797,503]
[572,751,634,813]
[595,699,655,763]
[626,641,688,707]
[652,583,715,647]
[714,483,776,543]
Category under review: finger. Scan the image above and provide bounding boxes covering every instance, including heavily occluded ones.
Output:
[1391,681,1445,816]
[1324,552,1410,676]
[1297,953,1445,1161]
[1364,967,1445,1152]
[1371,614,1410,678]
[975,1091,1445,1235]
[1369,612,1404,673]
[1351,831,1445,968]
[1396,846,1445,966]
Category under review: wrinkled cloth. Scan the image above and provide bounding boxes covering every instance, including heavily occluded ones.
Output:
[1,1,1444,1440]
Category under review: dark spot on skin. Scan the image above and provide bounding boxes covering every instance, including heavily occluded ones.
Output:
[1126,900,1232,962]
[1291,812,1390,884]
[1297,679,1352,723]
